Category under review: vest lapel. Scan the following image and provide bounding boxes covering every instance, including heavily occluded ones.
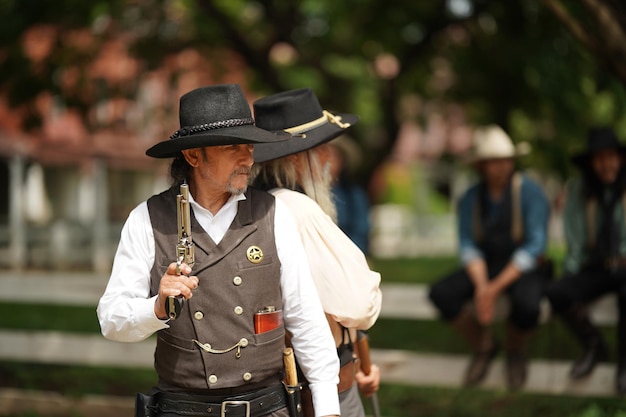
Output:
[192,193,258,275]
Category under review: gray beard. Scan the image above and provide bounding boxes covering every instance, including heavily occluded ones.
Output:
[227,184,248,196]
[227,168,251,195]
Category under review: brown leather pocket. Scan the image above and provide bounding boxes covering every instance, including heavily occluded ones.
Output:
[337,360,356,393]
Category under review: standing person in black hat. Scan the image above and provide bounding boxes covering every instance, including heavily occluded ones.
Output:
[97,84,341,417]
[428,125,551,391]
[250,88,382,417]
[546,126,626,395]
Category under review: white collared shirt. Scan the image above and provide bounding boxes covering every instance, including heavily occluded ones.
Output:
[97,191,339,416]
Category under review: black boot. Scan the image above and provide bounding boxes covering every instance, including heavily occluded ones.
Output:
[465,342,500,387]
[560,306,608,379]
[451,308,499,386]
[618,360,626,396]
[617,316,626,395]
[504,322,533,391]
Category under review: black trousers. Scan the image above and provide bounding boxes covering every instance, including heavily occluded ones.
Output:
[545,266,626,319]
[429,265,548,330]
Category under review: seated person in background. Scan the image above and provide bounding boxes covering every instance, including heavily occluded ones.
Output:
[429,125,551,391]
[546,127,626,396]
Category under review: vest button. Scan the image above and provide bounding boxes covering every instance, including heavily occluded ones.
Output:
[243,372,252,382]
[233,276,243,286]
[208,374,218,384]
[239,338,249,347]
[193,311,204,320]
[234,306,243,315]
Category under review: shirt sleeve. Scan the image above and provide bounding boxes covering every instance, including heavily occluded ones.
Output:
[511,176,550,272]
[96,202,169,342]
[562,179,586,274]
[457,186,485,265]
[276,189,382,330]
[274,198,340,417]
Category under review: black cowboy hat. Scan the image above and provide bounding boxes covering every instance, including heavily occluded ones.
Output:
[146,84,288,158]
[572,126,626,168]
[252,88,359,163]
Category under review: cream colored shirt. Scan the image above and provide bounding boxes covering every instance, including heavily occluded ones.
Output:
[270,188,382,334]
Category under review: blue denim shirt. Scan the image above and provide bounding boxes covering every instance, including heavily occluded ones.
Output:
[457,174,550,272]
[333,182,370,254]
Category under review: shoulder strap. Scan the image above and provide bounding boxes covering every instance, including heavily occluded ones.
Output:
[472,191,483,242]
[585,198,597,248]
[622,192,626,232]
[511,172,523,243]
[619,191,626,248]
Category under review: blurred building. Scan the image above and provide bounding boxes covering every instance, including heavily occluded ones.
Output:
[0,26,251,272]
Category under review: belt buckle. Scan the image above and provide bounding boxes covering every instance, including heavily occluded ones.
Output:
[221,400,250,417]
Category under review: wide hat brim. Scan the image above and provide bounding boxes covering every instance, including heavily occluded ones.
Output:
[146,126,289,158]
[253,113,359,163]
[145,84,290,158]
[571,147,626,167]
[462,144,530,165]
[571,127,626,168]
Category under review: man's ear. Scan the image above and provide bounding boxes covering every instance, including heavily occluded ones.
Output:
[182,148,202,168]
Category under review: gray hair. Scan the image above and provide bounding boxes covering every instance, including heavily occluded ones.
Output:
[251,150,337,221]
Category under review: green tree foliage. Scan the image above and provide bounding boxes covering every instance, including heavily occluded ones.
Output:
[1,0,625,179]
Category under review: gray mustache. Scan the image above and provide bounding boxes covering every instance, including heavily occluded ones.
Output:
[231,167,251,177]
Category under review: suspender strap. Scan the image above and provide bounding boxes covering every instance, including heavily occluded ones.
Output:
[471,172,524,243]
[472,195,483,242]
[585,191,626,250]
[622,192,626,238]
[511,172,523,243]
[585,198,597,249]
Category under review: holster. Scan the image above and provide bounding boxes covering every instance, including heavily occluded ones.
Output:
[283,383,304,417]
[337,348,357,393]
[135,392,156,417]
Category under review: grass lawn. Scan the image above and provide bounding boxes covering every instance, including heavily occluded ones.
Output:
[2,362,625,417]
[1,254,624,417]
[369,256,458,284]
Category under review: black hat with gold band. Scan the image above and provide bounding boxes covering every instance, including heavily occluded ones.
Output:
[146,84,288,158]
[252,88,359,163]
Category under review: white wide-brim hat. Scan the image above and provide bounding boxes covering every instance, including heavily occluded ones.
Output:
[463,124,530,164]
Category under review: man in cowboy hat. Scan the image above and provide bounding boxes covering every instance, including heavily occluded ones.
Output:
[250,88,382,417]
[429,125,551,391]
[546,126,626,395]
[97,84,341,417]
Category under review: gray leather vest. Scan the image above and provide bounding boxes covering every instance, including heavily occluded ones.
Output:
[147,185,284,390]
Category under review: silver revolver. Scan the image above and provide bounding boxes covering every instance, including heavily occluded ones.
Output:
[165,183,195,320]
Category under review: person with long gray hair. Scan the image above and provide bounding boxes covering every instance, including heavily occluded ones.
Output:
[250,88,382,417]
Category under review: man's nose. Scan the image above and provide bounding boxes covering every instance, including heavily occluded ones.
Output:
[241,144,254,162]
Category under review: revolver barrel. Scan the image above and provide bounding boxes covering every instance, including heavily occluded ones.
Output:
[167,183,195,320]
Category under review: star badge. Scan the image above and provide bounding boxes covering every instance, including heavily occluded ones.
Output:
[246,246,264,264]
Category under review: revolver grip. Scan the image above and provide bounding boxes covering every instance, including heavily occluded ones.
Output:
[165,295,184,320]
